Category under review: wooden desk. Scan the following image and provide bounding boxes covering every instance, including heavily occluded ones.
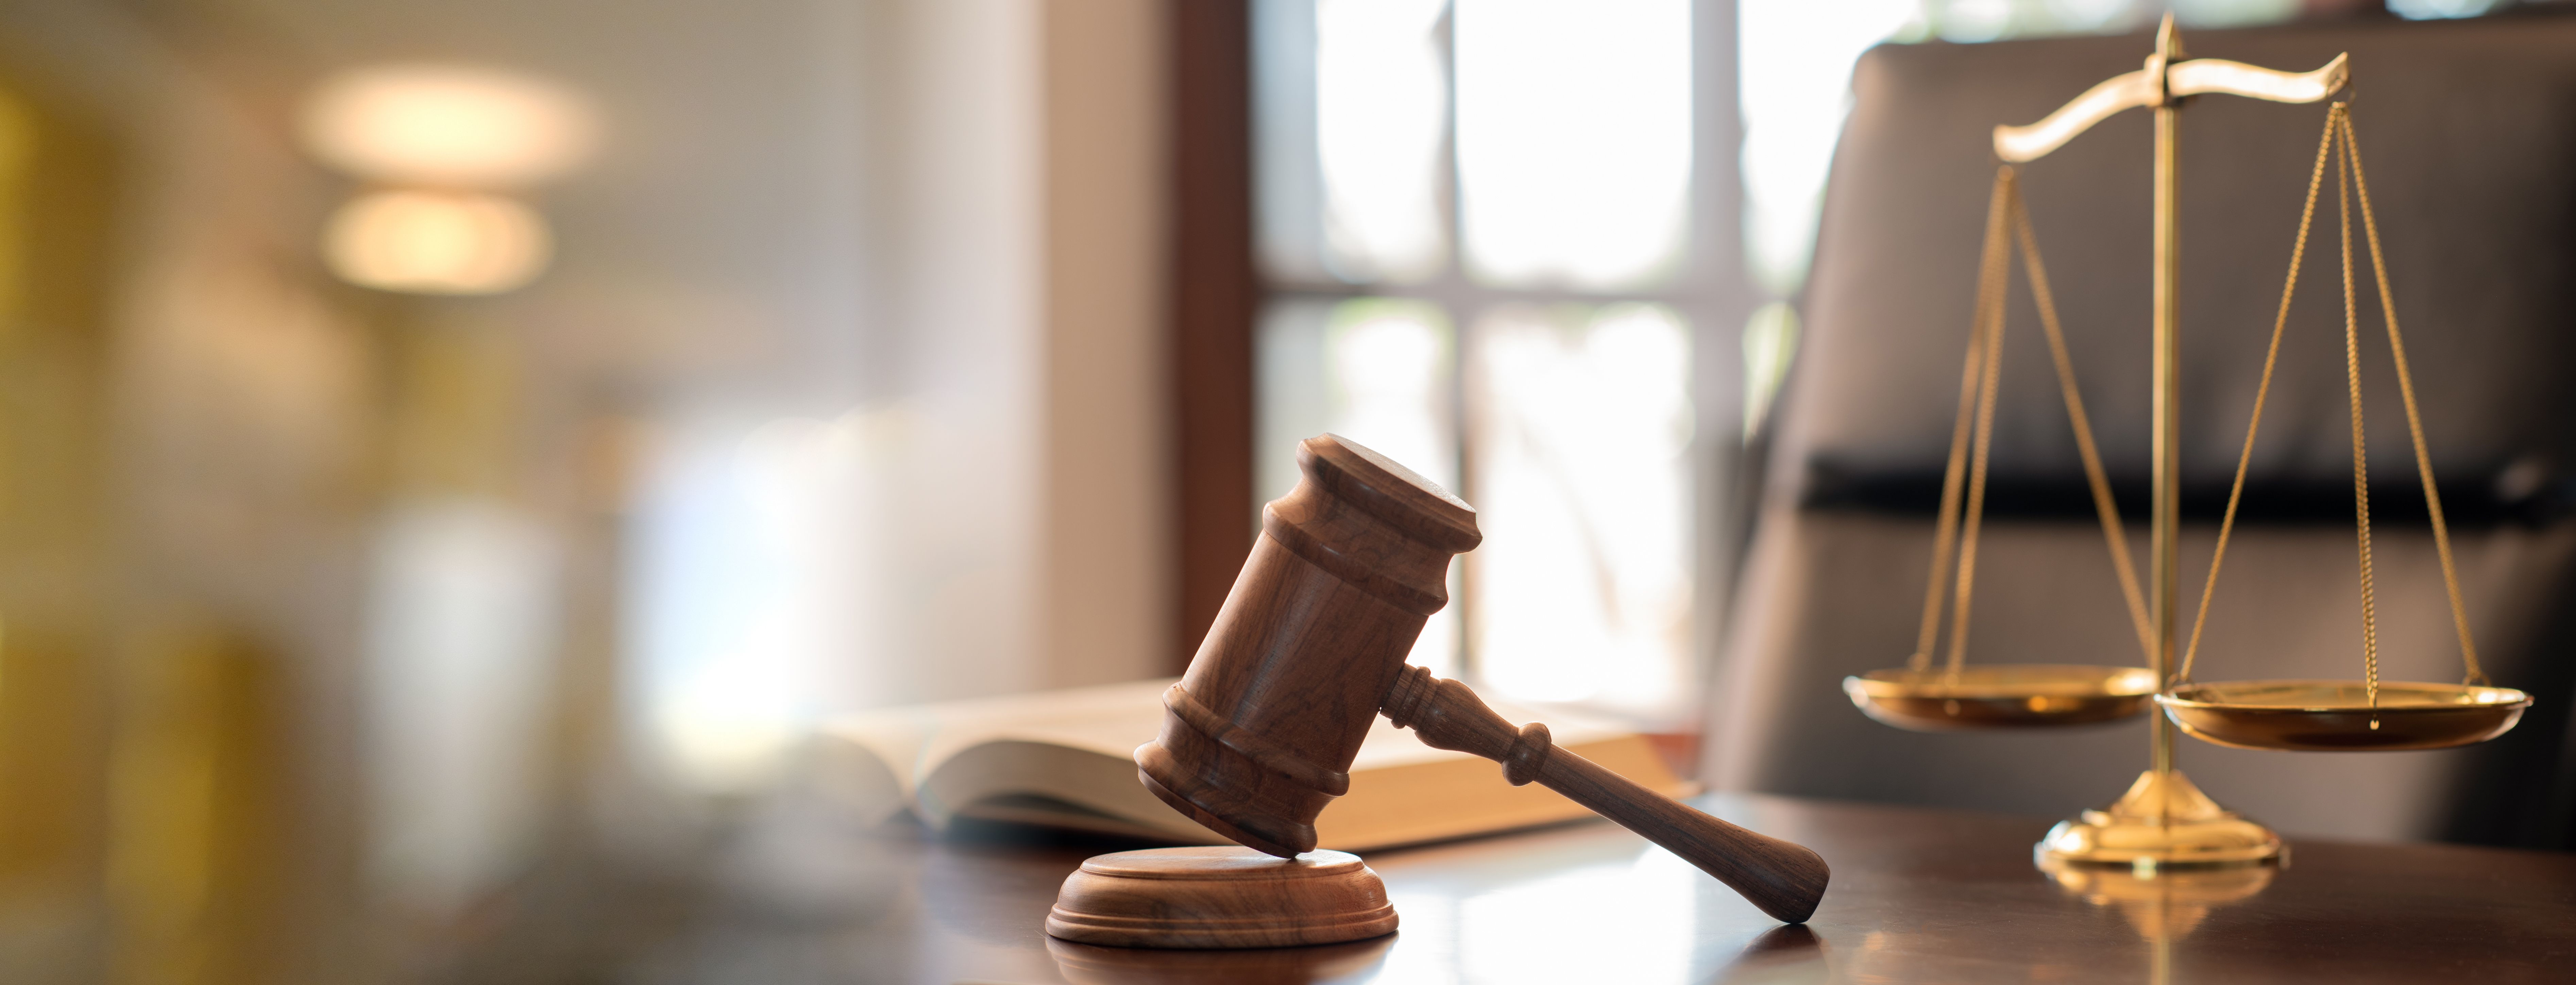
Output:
[864,794,2576,984]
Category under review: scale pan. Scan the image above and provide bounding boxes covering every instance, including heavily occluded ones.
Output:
[1844,665,2157,731]
[2159,680,2531,752]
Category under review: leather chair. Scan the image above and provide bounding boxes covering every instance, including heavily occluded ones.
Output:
[1706,13,2576,849]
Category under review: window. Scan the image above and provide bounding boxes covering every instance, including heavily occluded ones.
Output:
[1252,0,1706,719]
[1247,0,2355,719]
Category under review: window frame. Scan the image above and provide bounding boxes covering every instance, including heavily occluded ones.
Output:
[1231,0,1757,714]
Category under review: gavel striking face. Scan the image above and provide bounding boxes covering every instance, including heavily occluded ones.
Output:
[1135,434,1831,924]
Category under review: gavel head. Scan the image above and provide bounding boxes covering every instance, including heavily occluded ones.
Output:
[1135,434,1481,857]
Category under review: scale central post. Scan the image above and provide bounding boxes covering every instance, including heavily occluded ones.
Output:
[2150,51,2181,788]
[1996,15,2347,869]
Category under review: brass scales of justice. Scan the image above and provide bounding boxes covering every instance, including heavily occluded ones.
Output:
[1840,15,2533,869]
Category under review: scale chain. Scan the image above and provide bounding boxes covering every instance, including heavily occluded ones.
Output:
[2336,104,2382,716]
[1909,169,2015,673]
[1910,166,2155,675]
[2014,182,2155,666]
[2177,106,2338,686]
[2178,103,2487,705]
[1945,177,2016,674]
[2342,112,2488,688]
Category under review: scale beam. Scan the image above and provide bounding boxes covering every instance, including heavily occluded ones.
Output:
[1994,53,2347,162]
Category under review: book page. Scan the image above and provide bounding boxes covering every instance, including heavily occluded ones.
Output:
[809,727,911,828]
[821,676,1690,850]
[920,740,1223,842]
[826,677,1180,798]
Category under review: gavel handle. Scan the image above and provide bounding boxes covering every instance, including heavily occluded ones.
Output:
[1381,665,1830,924]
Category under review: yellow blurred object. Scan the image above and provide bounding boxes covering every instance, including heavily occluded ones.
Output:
[0,91,33,326]
[388,320,527,495]
[107,626,283,985]
[0,77,119,982]
[300,64,597,187]
[324,189,551,295]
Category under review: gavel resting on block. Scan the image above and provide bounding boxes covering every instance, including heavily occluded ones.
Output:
[1045,435,1831,948]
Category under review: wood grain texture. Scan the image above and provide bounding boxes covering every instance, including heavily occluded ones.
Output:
[1383,665,1833,924]
[1135,435,1480,857]
[1045,846,1397,949]
[883,794,2576,983]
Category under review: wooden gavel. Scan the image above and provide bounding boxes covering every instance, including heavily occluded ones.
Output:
[1135,434,1830,924]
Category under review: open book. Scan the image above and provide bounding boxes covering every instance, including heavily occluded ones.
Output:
[825,678,1696,851]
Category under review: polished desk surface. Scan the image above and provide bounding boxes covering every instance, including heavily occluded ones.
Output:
[861,794,2576,985]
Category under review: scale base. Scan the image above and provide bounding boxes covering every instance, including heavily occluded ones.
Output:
[2036,769,2283,869]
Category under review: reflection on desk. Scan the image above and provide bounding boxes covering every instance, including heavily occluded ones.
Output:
[853,794,2573,984]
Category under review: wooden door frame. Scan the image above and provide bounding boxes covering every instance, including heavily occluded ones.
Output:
[1165,0,1258,673]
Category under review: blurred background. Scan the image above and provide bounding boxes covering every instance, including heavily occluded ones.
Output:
[0,0,2553,981]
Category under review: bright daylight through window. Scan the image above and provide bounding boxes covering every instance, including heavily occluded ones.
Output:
[1256,0,1696,720]
[1252,0,2400,721]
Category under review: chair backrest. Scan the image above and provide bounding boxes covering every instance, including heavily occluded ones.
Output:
[1707,13,2576,849]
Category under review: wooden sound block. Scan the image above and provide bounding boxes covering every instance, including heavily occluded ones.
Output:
[1044,846,1399,949]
